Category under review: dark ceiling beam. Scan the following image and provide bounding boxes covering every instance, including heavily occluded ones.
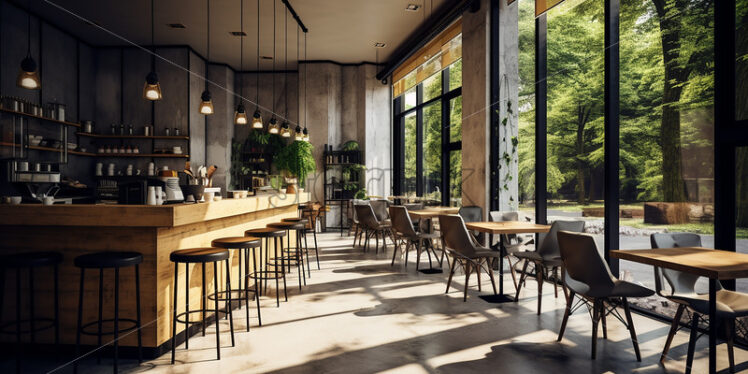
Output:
[376,0,475,81]
[281,0,308,33]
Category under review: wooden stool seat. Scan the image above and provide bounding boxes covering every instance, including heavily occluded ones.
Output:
[211,237,262,249]
[245,227,286,237]
[281,217,309,225]
[268,221,305,230]
[169,248,229,263]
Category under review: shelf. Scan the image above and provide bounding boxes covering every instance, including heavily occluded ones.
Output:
[95,153,190,158]
[0,107,81,128]
[76,132,189,140]
[0,141,94,156]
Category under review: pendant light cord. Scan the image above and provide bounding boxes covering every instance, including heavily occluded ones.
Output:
[284,5,288,119]
[297,25,300,126]
[272,0,275,115]
[207,0,210,62]
[256,0,260,105]
[304,32,307,129]
[150,0,155,70]
[239,0,243,98]
[26,7,31,55]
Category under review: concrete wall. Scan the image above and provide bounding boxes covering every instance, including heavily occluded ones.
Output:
[498,0,520,211]
[233,71,299,143]
[206,63,235,191]
[461,0,490,218]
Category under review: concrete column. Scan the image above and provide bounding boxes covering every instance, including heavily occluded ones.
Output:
[498,0,520,211]
[461,0,490,217]
[205,63,235,193]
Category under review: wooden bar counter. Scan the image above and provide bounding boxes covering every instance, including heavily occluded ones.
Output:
[0,192,308,355]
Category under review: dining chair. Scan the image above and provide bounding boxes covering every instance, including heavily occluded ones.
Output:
[439,214,499,302]
[458,206,484,244]
[557,231,654,361]
[514,220,585,314]
[389,206,441,269]
[354,204,391,253]
[488,210,534,292]
[369,199,391,225]
[652,232,748,373]
[351,200,368,246]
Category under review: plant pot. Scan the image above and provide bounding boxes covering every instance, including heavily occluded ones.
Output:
[286,183,297,194]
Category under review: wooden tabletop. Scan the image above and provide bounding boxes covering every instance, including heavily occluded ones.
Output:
[610,247,748,280]
[408,207,460,219]
[465,221,551,235]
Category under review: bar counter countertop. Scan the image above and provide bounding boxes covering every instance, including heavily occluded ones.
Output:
[0,192,309,356]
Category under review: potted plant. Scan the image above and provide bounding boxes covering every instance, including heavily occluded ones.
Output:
[274,140,316,193]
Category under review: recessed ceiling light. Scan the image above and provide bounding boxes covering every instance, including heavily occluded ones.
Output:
[167,23,186,29]
[261,56,273,60]
[230,31,247,36]
[374,42,386,48]
[405,4,420,11]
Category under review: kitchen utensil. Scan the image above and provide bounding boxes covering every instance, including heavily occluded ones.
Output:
[82,121,94,133]
[180,184,205,203]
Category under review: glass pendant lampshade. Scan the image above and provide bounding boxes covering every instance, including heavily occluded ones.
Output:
[280,122,291,137]
[294,125,303,141]
[268,117,279,134]
[200,90,214,115]
[252,109,263,129]
[17,55,40,90]
[302,127,309,142]
[234,103,248,125]
[143,71,162,100]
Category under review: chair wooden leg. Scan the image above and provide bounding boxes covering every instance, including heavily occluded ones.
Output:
[601,303,608,339]
[685,313,699,374]
[515,259,529,302]
[536,264,544,315]
[445,257,457,294]
[557,290,575,342]
[591,299,600,360]
[727,318,736,373]
[507,256,519,292]
[622,298,642,362]
[485,259,498,295]
[463,262,471,302]
[391,238,400,266]
[415,240,422,271]
[552,267,559,298]
[660,304,685,364]
[404,241,410,267]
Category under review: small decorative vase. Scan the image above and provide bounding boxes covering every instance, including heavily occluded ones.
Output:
[285,183,297,194]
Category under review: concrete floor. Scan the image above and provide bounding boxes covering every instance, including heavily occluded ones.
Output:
[14,232,748,373]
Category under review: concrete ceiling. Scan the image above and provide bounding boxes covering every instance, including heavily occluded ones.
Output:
[27,0,448,70]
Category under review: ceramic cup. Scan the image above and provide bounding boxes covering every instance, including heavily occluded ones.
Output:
[43,196,54,205]
[10,196,22,205]
[203,191,215,202]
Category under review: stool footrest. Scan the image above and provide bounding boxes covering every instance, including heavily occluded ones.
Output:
[207,288,258,302]
[80,318,139,336]
[249,270,285,280]
[0,318,56,335]
[174,309,229,326]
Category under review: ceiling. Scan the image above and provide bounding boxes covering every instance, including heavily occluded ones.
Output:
[28,0,448,71]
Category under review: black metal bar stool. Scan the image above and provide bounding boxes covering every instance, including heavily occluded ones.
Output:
[170,247,234,364]
[0,251,63,373]
[281,217,318,276]
[244,228,287,307]
[73,251,143,374]
[267,221,307,290]
[210,236,262,330]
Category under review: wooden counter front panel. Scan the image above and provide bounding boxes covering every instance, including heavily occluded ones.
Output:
[0,225,159,347]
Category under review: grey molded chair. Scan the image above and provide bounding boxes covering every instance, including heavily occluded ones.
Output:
[652,233,748,373]
[557,231,654,361]
[514,220,585,314]
[439,214,500,302]
[351,200,369,246]
[458,206,484,244]
[369,199,391,224]
[354,204,391,253]
[389,206,440,269]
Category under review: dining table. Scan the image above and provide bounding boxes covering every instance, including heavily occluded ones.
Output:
[465,221,551,303]
[611,247,748,374]
[403,207,460,271]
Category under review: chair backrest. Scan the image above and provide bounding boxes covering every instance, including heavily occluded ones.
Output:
[650,232,709,296]
[354,204,380,230]
[389,206,418,238]
[489,211,519,246]
[438,214,478,257]
[557,231,615,297]
[537,220,585,258]
[459,206,483,223]
[369,199,390,222]
[404,203,424,211]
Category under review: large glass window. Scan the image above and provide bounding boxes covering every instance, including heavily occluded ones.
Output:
[518,0,535,217]
[393,33,462,205]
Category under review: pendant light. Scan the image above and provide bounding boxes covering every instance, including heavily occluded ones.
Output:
[294,25,303,141]
[280,6,291,138]
[17,8,40,90]
[143,0,162,100]
[302,32,310,142]
[267,0,280,134]
[251,0,263,129]
[234,0,247,124]
[199,0,214,115]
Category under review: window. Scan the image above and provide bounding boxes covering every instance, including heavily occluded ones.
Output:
[518,0,535,217]
[393,32,462,205]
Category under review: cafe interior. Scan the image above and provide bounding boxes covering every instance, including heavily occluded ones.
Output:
[0,0,746,372]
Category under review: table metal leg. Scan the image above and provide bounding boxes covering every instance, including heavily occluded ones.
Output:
[709,278,716,374]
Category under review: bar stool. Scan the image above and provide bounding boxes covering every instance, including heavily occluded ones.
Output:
[210,236,262,330]
[0,251,63,373]
[268,221,307,290]
[169,247,234,364]
[74,251,143,374]
[244,228,287,307]
[281,217,318,276]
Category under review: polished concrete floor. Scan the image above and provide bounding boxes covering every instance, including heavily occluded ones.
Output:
[14,232,748,373]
